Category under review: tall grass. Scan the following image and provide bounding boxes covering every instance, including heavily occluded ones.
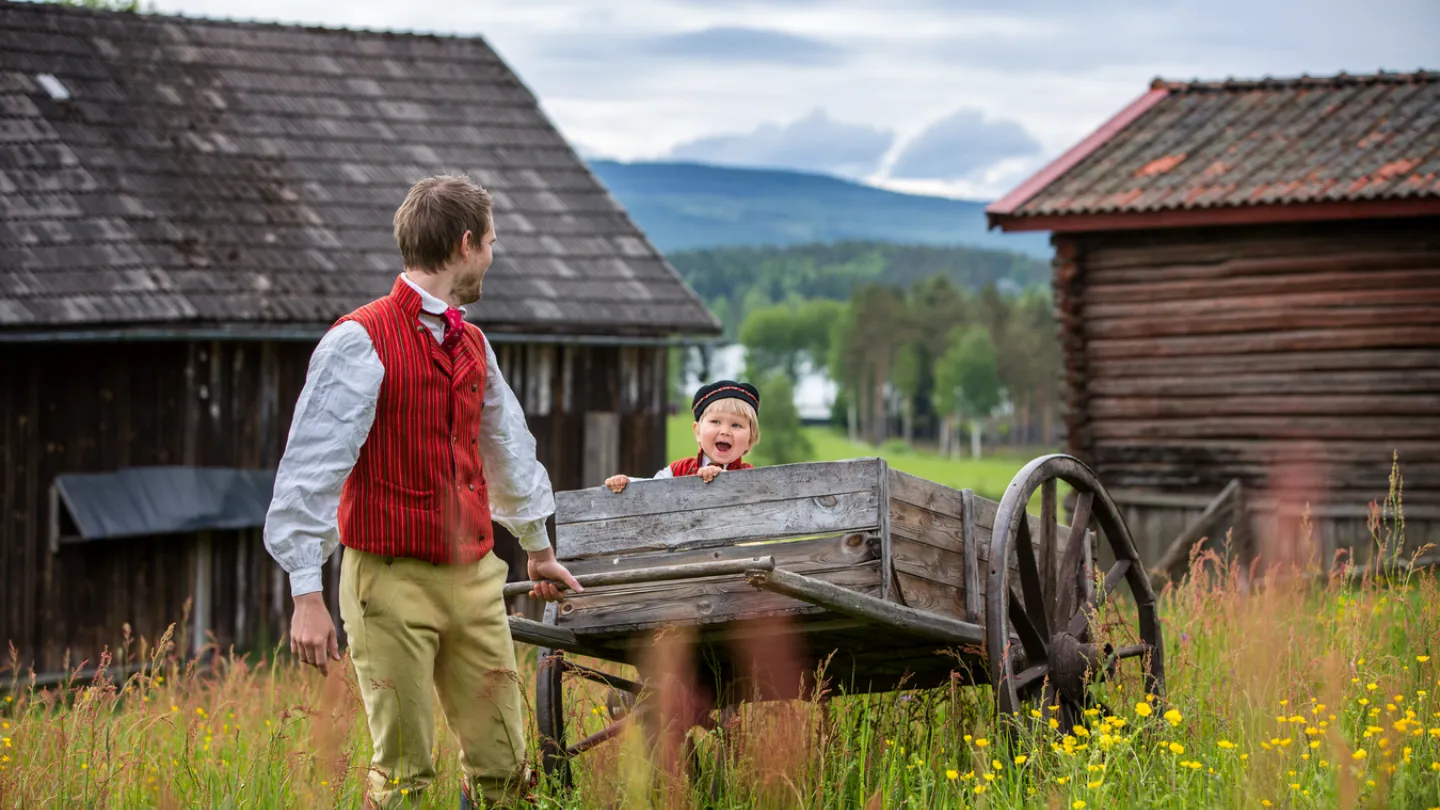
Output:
[2,475,1437,808]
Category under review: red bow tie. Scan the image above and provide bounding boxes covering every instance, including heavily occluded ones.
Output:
[440,307,465,355]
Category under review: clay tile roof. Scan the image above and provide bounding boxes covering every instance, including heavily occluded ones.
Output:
[987,70,1440,230]
[0,1,720,336]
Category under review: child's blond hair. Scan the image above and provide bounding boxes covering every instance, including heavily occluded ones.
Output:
[697,397,761,448]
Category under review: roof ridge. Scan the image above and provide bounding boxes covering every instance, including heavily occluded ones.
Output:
[0,0,487,44]
[1151,69,1438,92]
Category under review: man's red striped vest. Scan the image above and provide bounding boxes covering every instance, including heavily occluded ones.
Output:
[335,276,493,564]
[669,451,753,478]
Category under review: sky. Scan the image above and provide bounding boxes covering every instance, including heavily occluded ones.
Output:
[153,0,1439,201]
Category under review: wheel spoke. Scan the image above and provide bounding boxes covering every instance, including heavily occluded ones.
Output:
[1015,662,1049,694]
[561,659,644,695]
[1053,491,1094,631]
[1040,479,1058,625]
[566,716,630,756]
[1013,518,1052,641]
[1008,585,1049,664]
[1066,559,1131,638]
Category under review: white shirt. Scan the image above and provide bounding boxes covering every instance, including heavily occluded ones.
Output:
[263,274,555,597]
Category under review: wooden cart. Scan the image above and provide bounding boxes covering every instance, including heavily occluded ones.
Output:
[506,453,1165,783]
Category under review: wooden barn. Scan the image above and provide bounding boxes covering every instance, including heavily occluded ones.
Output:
[986,70,1440,571]
[0,1,719,682]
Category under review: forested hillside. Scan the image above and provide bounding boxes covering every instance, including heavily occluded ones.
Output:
[667,240,1050,337]
[587,159,1049,256]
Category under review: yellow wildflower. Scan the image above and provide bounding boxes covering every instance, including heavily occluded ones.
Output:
[1352,749,1368,760]
[1218,740,1236,749]
[1164,708,1183,726]
[1073,802,1086,810]
[1135,702,1153,718]
[946,769,958,780]
[1014,755,1028,765]
[974,738,989,748]
[1419,656,1430,663]
[1168,742,1184,754]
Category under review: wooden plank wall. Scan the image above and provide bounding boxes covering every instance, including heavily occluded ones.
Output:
[0,341,310,676]
[1,339,670,676]
[1056,217,1440,567]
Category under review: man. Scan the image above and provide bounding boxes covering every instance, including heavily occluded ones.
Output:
[263,174,582,809]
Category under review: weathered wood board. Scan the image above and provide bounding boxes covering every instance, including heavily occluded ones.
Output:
[541,459,1075,681]
[887,470,1069,624]
[556,459,886,559]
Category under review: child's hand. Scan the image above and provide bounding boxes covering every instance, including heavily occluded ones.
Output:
[698,465,724,483]
[604,475,630,494]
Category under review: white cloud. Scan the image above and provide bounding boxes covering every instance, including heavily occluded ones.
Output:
[667,109,894,179]
[153,0,1440,199]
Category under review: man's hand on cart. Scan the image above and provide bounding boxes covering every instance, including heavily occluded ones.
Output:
[527,546,585,601]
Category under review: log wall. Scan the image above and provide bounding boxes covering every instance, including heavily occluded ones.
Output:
[1056,216,1440,566]
[0,338,669,677]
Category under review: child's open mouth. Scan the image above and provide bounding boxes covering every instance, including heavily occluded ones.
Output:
[714,442,732,454]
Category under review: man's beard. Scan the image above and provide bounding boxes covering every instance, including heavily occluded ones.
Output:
[454,269,484,305]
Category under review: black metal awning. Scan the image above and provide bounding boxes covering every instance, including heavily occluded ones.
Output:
[52,467,276,544]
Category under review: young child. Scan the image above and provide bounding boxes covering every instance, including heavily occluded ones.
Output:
[605,380,761,493]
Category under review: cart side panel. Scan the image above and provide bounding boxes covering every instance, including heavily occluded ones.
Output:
[555,459,886,560]
[550,459,888,637]
[887,470,1069,623]
[553,533,883,636]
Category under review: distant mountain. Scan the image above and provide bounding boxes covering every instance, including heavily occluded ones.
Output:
[586,160,1049,258]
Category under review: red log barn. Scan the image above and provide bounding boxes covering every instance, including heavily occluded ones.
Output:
[987,71,1439,573]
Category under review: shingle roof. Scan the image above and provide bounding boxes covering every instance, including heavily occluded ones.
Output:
[0,1,719,336]
[988,71,1440,229]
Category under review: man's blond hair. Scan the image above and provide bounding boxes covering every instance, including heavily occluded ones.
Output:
[393,174,492,271]
[698,398,762,448]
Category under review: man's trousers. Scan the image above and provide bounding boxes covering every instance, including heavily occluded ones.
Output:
[339,546,528,808]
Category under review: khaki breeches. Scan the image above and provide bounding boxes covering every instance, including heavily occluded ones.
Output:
[339,546,528,808]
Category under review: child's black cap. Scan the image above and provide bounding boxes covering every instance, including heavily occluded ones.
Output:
[691,380,760,422]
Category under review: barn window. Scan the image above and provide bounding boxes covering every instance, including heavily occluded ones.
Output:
[49,467,275,552]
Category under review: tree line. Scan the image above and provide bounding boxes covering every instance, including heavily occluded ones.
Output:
[730,277,1062,461]
[667,240,1050,338]
[667,241,1061,463]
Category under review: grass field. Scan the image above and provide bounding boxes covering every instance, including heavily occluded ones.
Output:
[667,415,1040,500]
[2,447,1438,808]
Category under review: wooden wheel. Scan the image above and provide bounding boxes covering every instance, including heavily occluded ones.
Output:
[985,454,1164,731]
[534,603,643,789]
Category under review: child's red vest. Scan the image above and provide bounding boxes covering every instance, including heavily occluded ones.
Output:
[669,451,753,477]
[335,276,493,564]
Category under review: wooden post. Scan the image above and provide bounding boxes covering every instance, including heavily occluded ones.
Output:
[582,412,620,488]
[961,488,981,623]
[1150,478,1243,585]
[191,530,213,659]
